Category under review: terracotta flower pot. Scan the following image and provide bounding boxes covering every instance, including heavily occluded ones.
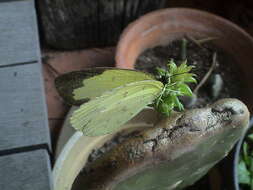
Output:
[116,8,253,112]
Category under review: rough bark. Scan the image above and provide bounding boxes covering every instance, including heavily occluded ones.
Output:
[37,0,166,50]
[71,99,249,190]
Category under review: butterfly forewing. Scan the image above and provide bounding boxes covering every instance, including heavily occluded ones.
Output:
[55,68,155,105]
[70,80,163,136]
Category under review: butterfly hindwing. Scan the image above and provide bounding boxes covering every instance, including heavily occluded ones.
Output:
[55,68,155,105]
[70,80,164,136]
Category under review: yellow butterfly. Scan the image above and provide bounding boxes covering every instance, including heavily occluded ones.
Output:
[55,61,196,136]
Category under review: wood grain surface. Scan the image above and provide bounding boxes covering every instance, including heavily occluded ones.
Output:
[0,0,39,66]
[0,149,52,190]
[0,63,51,151]
[38,0,166,50]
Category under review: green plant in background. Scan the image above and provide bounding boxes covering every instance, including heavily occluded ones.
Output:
[55,60,196,136]
[238,133,253,189]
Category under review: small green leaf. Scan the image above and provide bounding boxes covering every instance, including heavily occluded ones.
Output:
[248,134,253,141]
[163,95,172,104]
[243,142,250,166]
[250,157,253,173]
[185,76,197,83]
[164,98,175,108]
[174,96,184,111]
[156,68,166,76]
[178,83,193,96]
[249,156,253,189]
[173,73,195,83]
[177,61,187,72]
[158,103,170,115]
[238,160,251,185]
[168,60,177,74]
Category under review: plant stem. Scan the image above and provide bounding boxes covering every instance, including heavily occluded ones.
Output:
[181,38,188,61]
[185,35,202,48]
[196,37,219,44]
[156,84,167,107]
[185,35,218,48]
[193,52,217,94]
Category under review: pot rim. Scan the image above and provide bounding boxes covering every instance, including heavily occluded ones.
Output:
[115,7,253,68]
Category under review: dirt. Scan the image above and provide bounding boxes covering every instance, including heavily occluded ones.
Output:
[135,38,243,109]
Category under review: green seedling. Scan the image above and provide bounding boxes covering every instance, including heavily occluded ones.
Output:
[238,132,253,189]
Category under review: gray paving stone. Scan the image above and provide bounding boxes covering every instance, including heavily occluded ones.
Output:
[0,0,39,66]
[0,63,51,151]
[0,149,52,190]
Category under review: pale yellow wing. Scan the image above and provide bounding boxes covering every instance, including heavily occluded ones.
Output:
[70,80,163,136]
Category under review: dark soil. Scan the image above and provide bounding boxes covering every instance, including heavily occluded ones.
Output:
[135,38,244,109]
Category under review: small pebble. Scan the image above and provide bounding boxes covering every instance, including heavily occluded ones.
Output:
[209,74,223,99]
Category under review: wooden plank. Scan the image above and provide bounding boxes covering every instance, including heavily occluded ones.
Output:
[0,63,51,151]
[0,0,39,66]
[38,0,166,49]
[0,149,52,190]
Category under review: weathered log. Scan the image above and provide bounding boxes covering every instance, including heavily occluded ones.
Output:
[37,0,166,50]
[71,99,249,190]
